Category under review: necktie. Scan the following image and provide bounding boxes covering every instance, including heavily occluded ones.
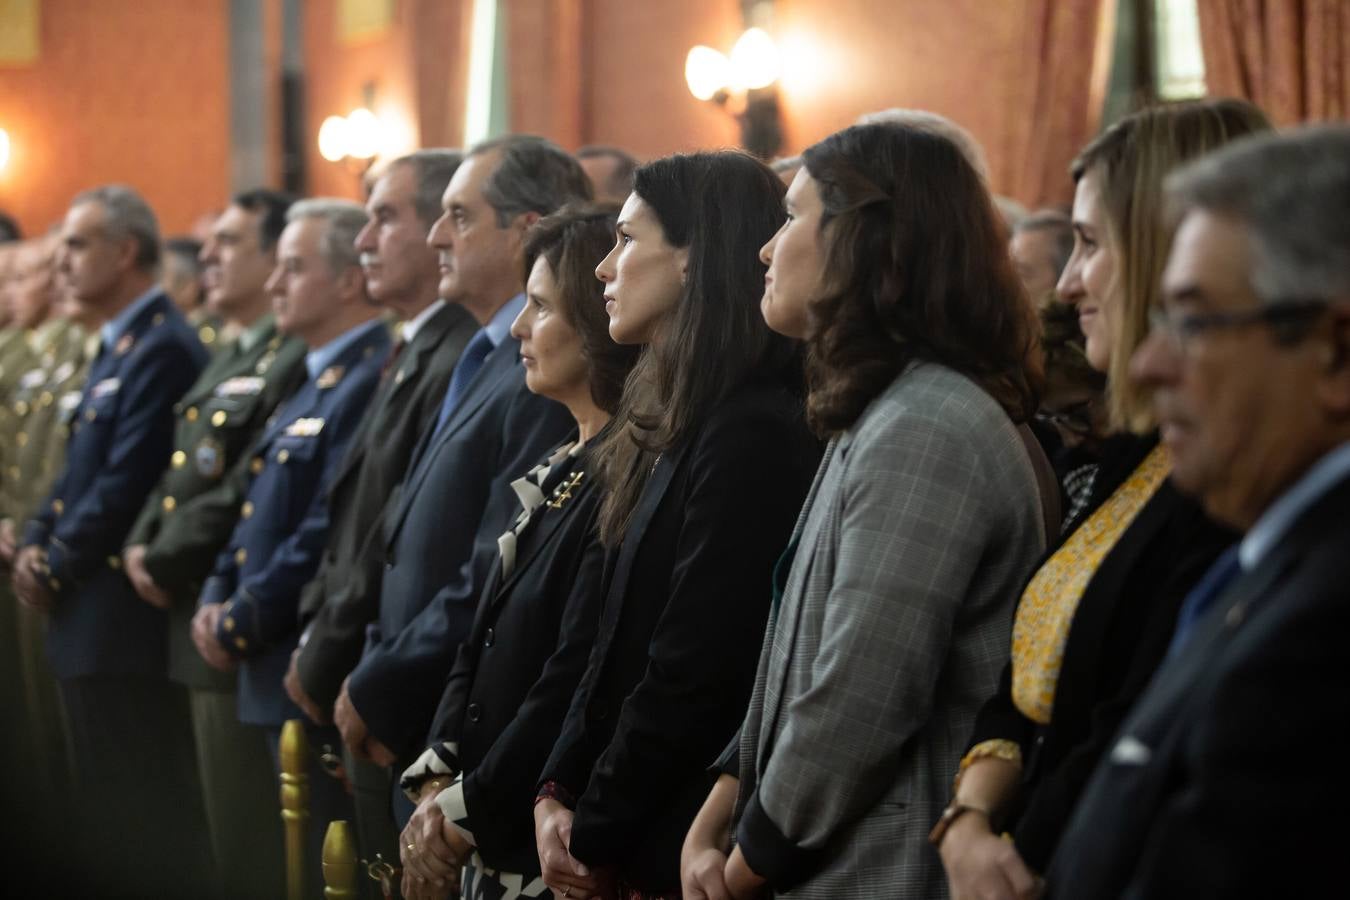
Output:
[380,339,407,380]
[1167,545,1243,658]
[433,329,493,434]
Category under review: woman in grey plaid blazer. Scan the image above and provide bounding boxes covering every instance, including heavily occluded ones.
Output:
[681,122,1047,899]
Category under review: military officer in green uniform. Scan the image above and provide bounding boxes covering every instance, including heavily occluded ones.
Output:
[0,234,71,824]
[162,234,234,352]
[121,189,306,900]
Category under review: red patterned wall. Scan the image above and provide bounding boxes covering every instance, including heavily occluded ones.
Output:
[0,0,230,235]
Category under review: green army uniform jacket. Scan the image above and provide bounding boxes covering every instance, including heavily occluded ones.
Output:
[0,321,85,525]
[0,327,40,484]
[124,315,307,688]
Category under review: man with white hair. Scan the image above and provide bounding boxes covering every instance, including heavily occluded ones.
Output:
[288,149,478,875]
[1050,125,1350,898]
[13,185,210,893]
[857,107,991,181]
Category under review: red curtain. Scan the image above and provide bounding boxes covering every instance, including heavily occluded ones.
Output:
[1003,0,1121,210]
[1197,0,1349,125]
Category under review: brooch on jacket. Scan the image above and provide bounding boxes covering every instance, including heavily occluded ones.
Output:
[546,471,584,509]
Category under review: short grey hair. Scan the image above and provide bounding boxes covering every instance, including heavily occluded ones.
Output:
[856,108,990,183]
[1166,124,1350,306]
[1014,209,1075,276]
[389,149,465,227]
[71,184,161,269]
[470,134,593,227]
[286,198,368,274]
[576,144,638,197]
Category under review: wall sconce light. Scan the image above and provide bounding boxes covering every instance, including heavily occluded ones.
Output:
[685,27,784,160]
[0,128,10,173]
[317,107,383,174]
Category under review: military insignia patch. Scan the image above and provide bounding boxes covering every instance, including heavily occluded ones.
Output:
[215,376,266,398]
[52,362,76,384]
[195,437,226,478]
[316,366,344,389]
[115,334,135,355]
[91,377,121,398]
[284,417,325,437]
[20,368,46,390]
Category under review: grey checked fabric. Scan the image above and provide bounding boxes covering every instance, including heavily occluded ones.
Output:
[734,362,1046,898]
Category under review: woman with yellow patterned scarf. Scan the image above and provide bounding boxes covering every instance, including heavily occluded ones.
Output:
[934,99,1271,900]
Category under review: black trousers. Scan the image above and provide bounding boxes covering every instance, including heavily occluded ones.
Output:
[57,674,213,899]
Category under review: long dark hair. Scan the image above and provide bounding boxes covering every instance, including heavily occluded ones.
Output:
[593,151,798,545]
[801,123,1040,435]
[521,203,638,414]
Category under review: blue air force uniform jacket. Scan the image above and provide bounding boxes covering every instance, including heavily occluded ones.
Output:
[21,291,209,679]
[200,321,389,726]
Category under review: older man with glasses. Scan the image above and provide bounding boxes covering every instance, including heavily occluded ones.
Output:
[1048,124,1350,899]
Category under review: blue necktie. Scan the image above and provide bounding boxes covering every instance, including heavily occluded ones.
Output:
[1167,545,1243,658]
[433,329,493,434]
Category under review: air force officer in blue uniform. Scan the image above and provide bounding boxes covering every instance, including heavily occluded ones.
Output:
[13,185,210,893]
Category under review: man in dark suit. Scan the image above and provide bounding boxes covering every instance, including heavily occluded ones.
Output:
[121,189,305,899]
[284,149,476,876]
[189,198,388,887]
[1050,125,1350,898]
[332,136,586,821]
[12,185,210,893]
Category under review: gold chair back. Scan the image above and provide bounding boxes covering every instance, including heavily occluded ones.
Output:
[279,719,310,900]
[322,819,360,899]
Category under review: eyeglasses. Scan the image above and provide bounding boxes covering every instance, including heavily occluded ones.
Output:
[1148,300,1329,351]
[1035,399,1099,437]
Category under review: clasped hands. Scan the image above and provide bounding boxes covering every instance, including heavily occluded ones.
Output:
[333,676,397,767]
[400,782,470,900]
[123,544,172,610]
[534,799,616,900]
[189,602,237,673]
[679,775,766,900]
[12,544,54,611]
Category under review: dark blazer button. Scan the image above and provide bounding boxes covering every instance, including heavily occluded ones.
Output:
[484,627,495,648]
[593,702,608,721]
[385,552,395,570]
[467,702,482,723]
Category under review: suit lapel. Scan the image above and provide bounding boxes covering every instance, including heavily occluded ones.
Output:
[258,381,319,447]
[490,477,596,609]
[386,341,519,544]
[1051,477,1179,722]
[437,337,517,440]
[758,439,836,761]
[601,441,690,622]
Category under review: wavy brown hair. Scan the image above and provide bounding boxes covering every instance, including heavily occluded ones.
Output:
[1070,98,1271,432]
[521,203,638,414]
[800,122,1040,436]
[593,151,799,545]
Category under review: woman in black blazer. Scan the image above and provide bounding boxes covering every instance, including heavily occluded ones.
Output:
[937,100,1270,899]
[532,152,820,899]
[395,206,639,900]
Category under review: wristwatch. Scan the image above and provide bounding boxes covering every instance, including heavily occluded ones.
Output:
[928,802,990,848]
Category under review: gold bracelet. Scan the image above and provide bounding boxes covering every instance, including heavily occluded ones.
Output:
[928,803,990,848]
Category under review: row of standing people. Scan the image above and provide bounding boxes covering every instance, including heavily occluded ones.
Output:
[3,99,1344,900]
[395,98,1341,900]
